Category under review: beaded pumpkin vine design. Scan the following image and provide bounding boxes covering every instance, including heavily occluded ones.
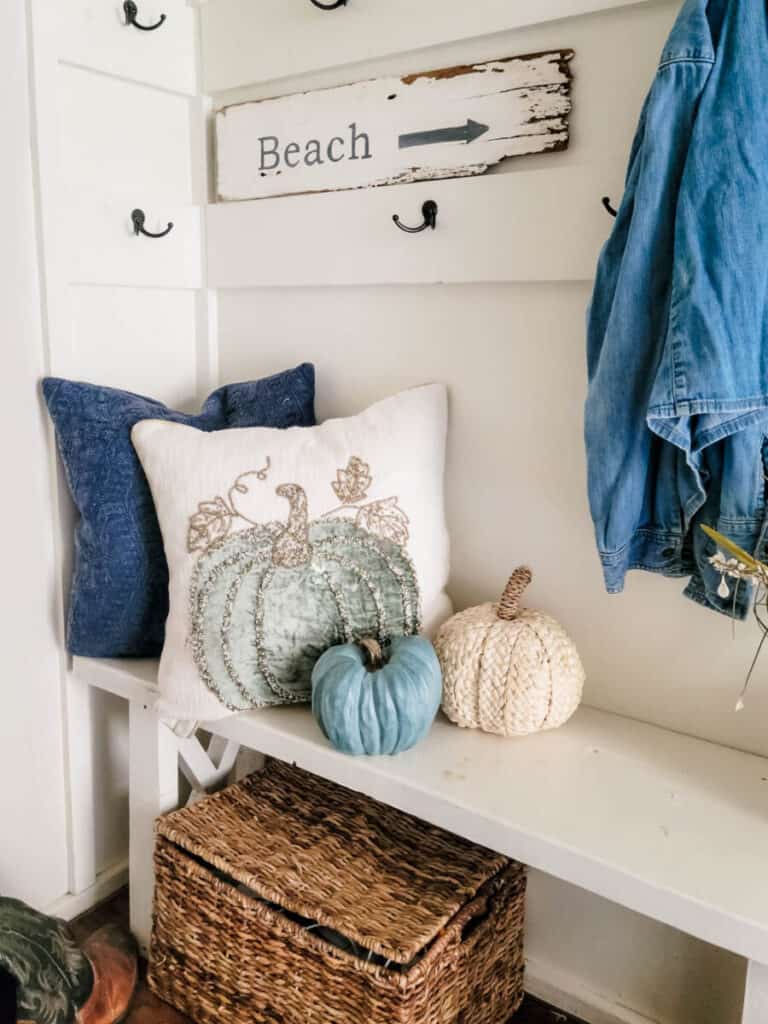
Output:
[185,457,421,711]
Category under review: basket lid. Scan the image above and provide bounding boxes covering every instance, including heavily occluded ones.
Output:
[157,761,508,964]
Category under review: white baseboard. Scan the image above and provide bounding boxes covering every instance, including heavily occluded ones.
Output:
[43,858,128,922]
[526,957,663,1024]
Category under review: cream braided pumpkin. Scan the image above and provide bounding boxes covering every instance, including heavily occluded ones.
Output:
[435,567,584,737]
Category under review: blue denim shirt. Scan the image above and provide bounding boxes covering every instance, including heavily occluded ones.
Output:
[585,0,768,618]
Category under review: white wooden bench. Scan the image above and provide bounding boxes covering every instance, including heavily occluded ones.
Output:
[71,655,768,1023]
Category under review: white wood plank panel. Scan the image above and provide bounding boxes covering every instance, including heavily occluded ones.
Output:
[59,0,196,95]
[67,286,199,406]
[72,656,768,964]
[57,66,193,202]
[202,0,653,93]
[207,164,622,287]
[62,199,202,288]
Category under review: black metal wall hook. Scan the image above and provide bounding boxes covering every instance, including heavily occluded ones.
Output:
[393,200,438,234]
[132,209,173,238]
[602,196,618,218]
[310,0,347,8]
[123,1,166,30]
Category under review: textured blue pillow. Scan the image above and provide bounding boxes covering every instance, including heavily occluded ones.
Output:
[43,366,315,657]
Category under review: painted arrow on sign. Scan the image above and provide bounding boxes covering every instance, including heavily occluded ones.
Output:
[398,118,490,150]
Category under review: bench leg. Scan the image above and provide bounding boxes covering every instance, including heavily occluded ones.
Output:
[63,674,96,895]
[128,702,179,957]
[743,961,768,1023]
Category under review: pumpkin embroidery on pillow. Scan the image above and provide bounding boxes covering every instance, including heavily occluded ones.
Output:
[185,457,420,711]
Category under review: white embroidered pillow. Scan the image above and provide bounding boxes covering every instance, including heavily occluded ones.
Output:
[132,384,452,721]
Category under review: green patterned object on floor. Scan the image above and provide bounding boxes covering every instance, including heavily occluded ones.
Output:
[0,897,93,1024]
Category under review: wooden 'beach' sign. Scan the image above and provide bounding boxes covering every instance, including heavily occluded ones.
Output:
[215,49,574,201]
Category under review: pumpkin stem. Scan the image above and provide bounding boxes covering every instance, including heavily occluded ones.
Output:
[497,567,533,621]
[272,484,312,568]
[359,637,385,672]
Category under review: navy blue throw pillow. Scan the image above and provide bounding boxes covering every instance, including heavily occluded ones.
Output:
[43,365,315,658]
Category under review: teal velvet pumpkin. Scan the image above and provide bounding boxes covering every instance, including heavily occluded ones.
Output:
[190,508,420,711]
[311,636,442,756]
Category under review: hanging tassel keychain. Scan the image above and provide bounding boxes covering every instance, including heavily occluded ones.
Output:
[700,526,768,711]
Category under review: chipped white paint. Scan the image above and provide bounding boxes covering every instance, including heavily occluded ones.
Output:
[215,50,573,201]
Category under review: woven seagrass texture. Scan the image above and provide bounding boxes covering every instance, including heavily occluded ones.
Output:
[436,602,585,737]
[148,763,526,1024]
[155,760,508,961]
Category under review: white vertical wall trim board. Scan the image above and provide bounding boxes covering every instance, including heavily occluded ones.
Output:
[198,288,220,394]
[742,962,768,1024]
[192,92,219,395]
[0,0,70,908]
[26,0,88,905]
[201,0,654,92]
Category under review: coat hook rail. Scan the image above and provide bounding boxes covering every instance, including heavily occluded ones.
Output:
[310,0,347,8]
[393,200,438,234]
[602,196,618,218]
[132,209,173,238]
[123,1,166,30]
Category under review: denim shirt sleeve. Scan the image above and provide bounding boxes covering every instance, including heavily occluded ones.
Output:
[584,0,716,590]
[648,0,768,455]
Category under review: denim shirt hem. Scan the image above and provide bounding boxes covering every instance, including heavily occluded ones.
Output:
[599,530,692,593]
[599,517,763,620]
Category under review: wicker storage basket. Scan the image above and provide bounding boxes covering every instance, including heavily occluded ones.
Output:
[148,761,525,1024]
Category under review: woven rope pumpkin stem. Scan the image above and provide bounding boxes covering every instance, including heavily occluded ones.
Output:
[497,567,533,621]
[359,637,385,671]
